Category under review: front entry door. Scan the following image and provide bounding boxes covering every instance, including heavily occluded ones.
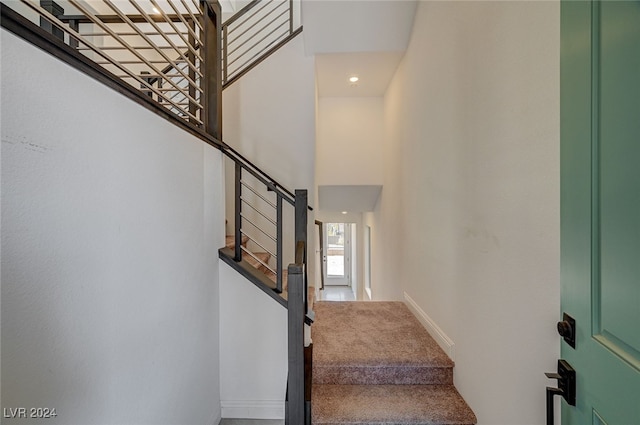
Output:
[324,223,351,286]
[561,1,640,423]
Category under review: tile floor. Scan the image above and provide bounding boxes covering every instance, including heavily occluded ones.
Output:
[318,285,355,301]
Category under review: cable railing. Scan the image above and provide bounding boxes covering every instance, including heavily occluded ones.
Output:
[4,0,303,121]
[229,156,296,294]
[8,0,208,127]
[222,0,301,88]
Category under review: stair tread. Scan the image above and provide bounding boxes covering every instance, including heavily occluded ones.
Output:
[243,251,271,273]
[312,302,453,384]
[312,384,476,425]
[265,268,288,285]
[280,285,316,311]
[225,235,249,249]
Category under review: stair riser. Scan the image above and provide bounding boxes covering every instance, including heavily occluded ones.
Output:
[313,365,453,385]
[312,384,476,425]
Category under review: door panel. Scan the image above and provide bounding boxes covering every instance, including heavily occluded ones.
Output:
[561,1,640,424]
[324,223,351,286]
[598,0,640,363]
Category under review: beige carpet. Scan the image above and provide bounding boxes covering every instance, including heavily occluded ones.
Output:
[311,301,476,425]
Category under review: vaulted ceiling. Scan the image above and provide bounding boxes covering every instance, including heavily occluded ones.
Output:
[302,0,417,98]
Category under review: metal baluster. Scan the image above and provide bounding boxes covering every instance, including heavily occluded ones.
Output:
[277,195,283,293]
[235,162,242,261]
[289,0,293,35]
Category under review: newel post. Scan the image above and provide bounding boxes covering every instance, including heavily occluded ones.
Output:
[202,0,222,139]
[286,243,305,425]
[294,189,308,311]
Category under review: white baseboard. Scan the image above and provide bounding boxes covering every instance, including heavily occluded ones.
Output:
[220,400,284,419]
[404,292,455,361]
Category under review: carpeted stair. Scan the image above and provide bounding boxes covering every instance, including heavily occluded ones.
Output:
[311,301,476,425]
[225,235,314,309]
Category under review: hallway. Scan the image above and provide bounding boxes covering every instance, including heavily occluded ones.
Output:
[318,286,355,302]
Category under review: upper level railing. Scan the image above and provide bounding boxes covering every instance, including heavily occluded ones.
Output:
[5,0,303,125]
[222,0,301,88]
[10,0,210,127]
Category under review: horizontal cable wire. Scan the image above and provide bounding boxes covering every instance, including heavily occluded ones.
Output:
[187,0,203,26]
[164,0,203,52]
[240,245,276,275]
[113,0,203,84]
[226,12,288,63]
[19,0,202,125]
[228,26,288,77]
[240,213,277,243]
[239,230,277,260]
[78,31,189,36]
[240,197,277,227]
[77,45,181,50]
[226,0,272,36]
[150,0,203,64]
[241,181,277,209]
[68,0,204,119]
[95,59,183,65]
[226,0,286,48]
[180,0,204,33]
[69,0,199,99]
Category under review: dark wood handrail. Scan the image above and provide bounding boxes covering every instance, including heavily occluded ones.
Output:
[223,145,312,211]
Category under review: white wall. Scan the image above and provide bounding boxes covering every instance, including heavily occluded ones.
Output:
[315,97,385,301]
[222,35,315,202]
[1,29,223,425]
[369,2,561,424]
[316,97,384,187]
[219,34,315,417]
[218,262,287,419]
[222,34,316,293]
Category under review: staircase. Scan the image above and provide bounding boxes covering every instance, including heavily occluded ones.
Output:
[2,2,477,423]
[224,235,315,310]
[311,302,476,425]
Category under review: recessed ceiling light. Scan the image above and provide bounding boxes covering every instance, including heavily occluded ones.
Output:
[341,211,348,215]
[349,76,359,84]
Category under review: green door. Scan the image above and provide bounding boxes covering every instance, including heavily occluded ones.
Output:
[561,1,640,424]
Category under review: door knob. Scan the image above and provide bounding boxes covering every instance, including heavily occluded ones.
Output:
[545,359,576,425]
[557,321,572,338]
[557,312,576,348]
